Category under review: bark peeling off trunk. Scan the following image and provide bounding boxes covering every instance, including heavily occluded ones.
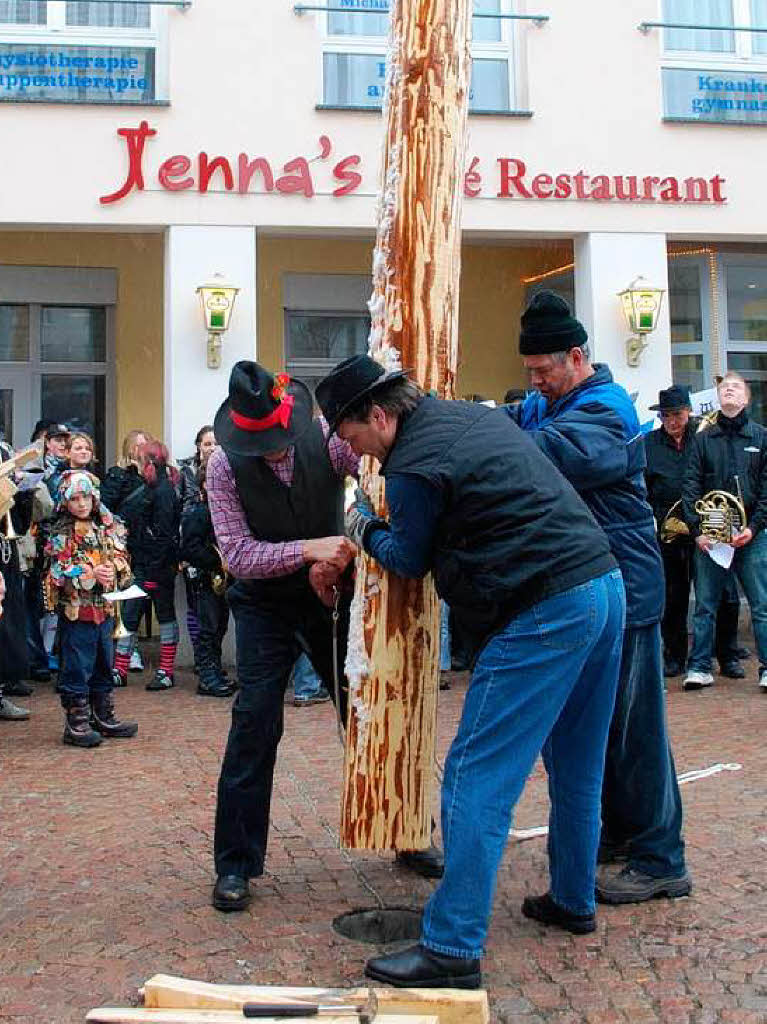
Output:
[341,0,471,851]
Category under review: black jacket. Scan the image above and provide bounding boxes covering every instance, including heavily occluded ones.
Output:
[644,421,699,529]
[682,411,767,537]
[180,500,220,574]
[382,396,618,661]
[119,469,180,579]
[100,464,143,518]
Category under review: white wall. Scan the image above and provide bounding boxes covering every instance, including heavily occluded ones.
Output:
[0,0,764,239]
[164,225,256,461]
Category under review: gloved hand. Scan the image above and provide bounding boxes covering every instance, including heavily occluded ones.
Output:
[345,487,388,548]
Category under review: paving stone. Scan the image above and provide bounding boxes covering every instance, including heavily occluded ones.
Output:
[1,655,766,1023]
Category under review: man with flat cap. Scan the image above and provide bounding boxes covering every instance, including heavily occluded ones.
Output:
[644,385,743,680]
[206,361,359,912]
[315,354,625,988]
[510,290,691,905]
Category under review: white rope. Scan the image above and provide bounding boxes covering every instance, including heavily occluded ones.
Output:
[508,762,743,841]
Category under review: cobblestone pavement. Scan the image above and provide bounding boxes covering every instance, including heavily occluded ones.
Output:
[1,649,766,1024]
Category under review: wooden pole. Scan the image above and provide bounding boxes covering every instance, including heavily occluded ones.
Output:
[340,0,472,850]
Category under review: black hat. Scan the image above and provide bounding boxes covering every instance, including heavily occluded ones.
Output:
[519,290,588,355]
[315,355,409,434]
[649,385,692,412]
[45,422,71,440]
[213,361,313,457]
[31,419,54,442]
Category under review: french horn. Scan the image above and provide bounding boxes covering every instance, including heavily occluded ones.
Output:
[660,489,747,545]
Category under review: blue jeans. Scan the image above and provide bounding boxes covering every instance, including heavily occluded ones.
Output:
[58,618,115,701]
[293,652,323,698]
[601,623,686,878]
[688,530,767,672]
[422,569,625,959]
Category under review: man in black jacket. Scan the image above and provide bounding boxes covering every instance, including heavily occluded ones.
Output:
[682,371,767,692]
[644,386,743,679]
[315,355,625,989]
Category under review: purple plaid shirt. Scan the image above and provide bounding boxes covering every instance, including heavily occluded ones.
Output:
[207,419,359,579]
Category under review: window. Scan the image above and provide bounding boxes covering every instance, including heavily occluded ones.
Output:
[0,0,165,103]
[721,254,767,421]
[322,0,516,112]
[0,305,30,361]
[66,2,150,29]
[0,1,46,24]
[663,0,767,59]
[286,312,370,395]
[668,256,710,395]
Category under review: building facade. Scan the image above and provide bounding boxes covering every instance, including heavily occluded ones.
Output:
[0,0,766,464]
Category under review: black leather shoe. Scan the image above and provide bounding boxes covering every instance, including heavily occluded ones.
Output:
[522,892,596,935]
[4,680,33,696]
[212,874,251,912]
[719,661,746,679]
[663,659,683,678]
[396,844,444,879]
[734,645,751,661]
[29,668,52,682]
[365,944,481,989]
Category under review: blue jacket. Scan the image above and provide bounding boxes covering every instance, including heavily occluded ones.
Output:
[510,363,663,626]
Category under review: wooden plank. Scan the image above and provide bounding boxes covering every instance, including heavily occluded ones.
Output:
[340,0,473,850]
[141,975,489,1024]
[88,1011,436,1024]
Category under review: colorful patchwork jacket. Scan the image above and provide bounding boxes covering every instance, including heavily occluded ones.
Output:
[44,506,132,623]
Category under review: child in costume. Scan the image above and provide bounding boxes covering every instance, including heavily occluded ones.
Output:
[45,470,138,747]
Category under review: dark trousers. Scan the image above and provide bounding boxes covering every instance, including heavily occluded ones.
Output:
[601,623,686,878]
[0,543,29,685]
[23,570,49,673]
[122,571,176,629]
[58,618,114,702]
[196,583,229,668]
[660,542,741,668]
[214,582,349,878]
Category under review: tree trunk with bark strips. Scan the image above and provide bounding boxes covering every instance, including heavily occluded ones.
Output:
[341,0,472,850]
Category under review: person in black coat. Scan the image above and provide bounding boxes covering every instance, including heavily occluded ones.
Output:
[113,441,181,691]
[179,470,233,698]
[0,442,35,719]
[644,386,744,679]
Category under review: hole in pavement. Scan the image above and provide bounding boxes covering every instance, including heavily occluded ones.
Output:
[332,906,423,944]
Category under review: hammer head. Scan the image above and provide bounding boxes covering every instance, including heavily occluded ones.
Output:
[358,987,378,1024]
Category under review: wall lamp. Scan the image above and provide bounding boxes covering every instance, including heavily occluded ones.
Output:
[618,277,665,367]
[196,274,240,369]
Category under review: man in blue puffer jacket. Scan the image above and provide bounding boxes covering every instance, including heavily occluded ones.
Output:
[508,290,691,904]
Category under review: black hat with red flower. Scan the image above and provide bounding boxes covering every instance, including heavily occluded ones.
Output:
[214,361,313,457]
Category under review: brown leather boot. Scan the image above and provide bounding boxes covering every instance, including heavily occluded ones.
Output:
[90,692,138,739]
[62,699,102,748]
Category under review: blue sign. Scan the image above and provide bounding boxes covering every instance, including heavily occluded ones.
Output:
[0,44,155,103]
[663,66,767,124]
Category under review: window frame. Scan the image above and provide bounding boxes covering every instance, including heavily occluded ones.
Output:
[668,253,715,394]
[284,308,371,392]
[318,0,520,114]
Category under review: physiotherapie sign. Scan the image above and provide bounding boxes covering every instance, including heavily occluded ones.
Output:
[100,121,728,205]
[0,45,154,103]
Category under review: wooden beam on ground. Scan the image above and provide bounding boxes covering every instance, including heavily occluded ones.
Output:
[340,0,473,851]
[87,1012,436,1024]
[141,975,489,1024]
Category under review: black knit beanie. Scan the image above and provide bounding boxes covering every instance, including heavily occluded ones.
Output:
[519,290,588,355]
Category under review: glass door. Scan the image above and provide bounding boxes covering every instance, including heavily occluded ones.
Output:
[0,369,33,449]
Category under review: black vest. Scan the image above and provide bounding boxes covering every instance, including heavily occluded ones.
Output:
[382,396,617,658]
[228,420,345,603]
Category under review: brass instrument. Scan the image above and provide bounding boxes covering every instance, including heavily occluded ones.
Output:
[660,486,747,545]
[0,441,43,544]
[103,535,130,639]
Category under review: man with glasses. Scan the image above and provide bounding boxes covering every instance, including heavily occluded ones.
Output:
[644,386,744,680]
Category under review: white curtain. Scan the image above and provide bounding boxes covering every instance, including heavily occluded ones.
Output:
[663,0,735,52]
[752,0,767,53]
[66,2,150,29]
[0,1,46,23]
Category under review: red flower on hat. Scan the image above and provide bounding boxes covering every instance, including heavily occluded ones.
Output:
[271,373,290,401]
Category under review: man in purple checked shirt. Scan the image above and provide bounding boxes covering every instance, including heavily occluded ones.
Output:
[206,361,443,913]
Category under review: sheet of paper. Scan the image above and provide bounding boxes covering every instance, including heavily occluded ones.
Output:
[707,542,734,569]
[103,584,148,602]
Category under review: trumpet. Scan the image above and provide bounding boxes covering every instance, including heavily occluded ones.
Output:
[211,545,229,597]
[103,536,130,639]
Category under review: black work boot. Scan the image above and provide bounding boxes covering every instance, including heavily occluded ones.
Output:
[196,662,234,697]
[62,698,102,748]
[90,692,138,738]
